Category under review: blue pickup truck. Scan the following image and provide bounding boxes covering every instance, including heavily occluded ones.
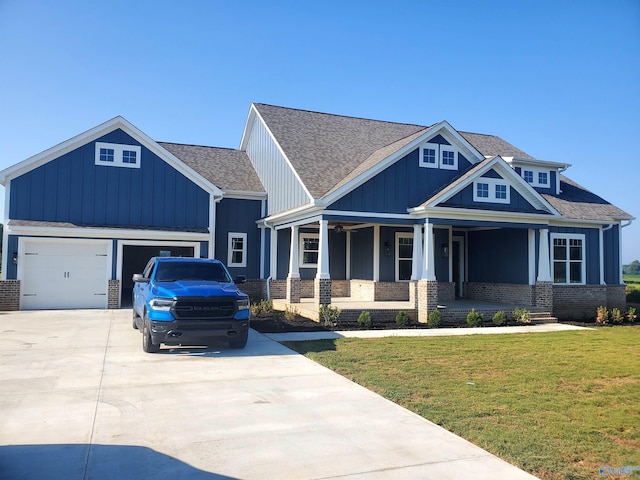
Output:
[132,257,250,352]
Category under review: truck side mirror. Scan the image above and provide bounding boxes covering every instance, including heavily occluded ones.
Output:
[132,273,150,284]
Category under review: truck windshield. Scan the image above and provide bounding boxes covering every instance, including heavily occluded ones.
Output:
[155,262,232,283]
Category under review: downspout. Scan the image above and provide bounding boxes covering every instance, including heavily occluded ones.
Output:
[600,224,614,285]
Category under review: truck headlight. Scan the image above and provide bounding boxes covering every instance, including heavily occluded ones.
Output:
[236,298,249,311]
[150,298,174,311]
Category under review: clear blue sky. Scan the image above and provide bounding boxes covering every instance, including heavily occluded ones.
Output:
[1,0,638,262]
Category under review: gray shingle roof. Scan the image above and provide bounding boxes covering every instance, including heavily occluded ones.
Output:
[159,142,265,193]
[459,131,535,160]
[542,176,634,222]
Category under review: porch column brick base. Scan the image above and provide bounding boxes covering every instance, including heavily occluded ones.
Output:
[286,277,301,303]
[417,280,439,324]
[0,280,21,311]
[314,278,332,306]
[535,281,553,313]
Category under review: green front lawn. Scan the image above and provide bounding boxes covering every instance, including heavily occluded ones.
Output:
[284,328,640,480]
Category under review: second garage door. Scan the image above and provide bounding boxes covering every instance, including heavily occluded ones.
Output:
[19,239,111,310]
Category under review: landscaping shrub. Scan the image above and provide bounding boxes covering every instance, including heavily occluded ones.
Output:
[466,308,483,327]
[596,306,609,325]
[626,287,640,303]
[251,299,273,317]
[512,308,531,324]
[395,310,410,326]
[357,311,373,328]
[492,310,507,326]
[427,309,442,328]
[610,308,624,325]
[284,305,298,322]
[627,307,637,323]
[272,311,284,323]
[319,304,341,329]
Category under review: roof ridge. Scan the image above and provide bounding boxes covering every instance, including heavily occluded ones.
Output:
[253,103,433,130]
[159,141,239,151]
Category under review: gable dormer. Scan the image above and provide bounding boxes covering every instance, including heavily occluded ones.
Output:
[502,157,571,195]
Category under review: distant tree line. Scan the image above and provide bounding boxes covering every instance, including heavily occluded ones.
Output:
[624,260,640,275]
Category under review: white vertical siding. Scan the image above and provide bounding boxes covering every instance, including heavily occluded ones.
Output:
[245,119,310,215]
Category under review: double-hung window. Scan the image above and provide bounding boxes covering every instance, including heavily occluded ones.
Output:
[227,232,247,268]
[300,234,319,266]
[551,233,585,284]
[95,142,141,168]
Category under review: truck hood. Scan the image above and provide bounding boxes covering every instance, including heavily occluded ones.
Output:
[152,281,244,299]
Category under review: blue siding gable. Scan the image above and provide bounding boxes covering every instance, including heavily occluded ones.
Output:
[9,129,210,230]
[441,183,548,214]
[328,148,474,213]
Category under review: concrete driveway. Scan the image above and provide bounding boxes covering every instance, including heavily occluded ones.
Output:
[0,310,537,479]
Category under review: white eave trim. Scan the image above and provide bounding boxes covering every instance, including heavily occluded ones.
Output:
[413,206,557,224]
[504,156,572,170]
[4,223,211,241]
[222,190,268,200]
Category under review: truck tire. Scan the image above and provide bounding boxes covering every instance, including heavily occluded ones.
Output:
[142,316,160,353]
[229,331,248,349]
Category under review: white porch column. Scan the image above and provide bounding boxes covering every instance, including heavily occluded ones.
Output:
[270,228,278,279]
[528,229,536,285]
[411,223,422,280]
[316,219,330,279]
[288,226,300,279]
[373,225,380,282]
[537,228,552,282]
[422,221,436,281]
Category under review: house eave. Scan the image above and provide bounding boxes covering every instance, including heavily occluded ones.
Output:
[4,223,211,241]
[411,206,558,225]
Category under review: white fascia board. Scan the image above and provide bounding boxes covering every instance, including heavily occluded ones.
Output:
[274,215,324,231]
[507,157,572,169]
[318,122,485,208]
[0,116,223,198]
[221,190,268,200]
[262,202,321,226]
[239,104,257,151]
[242,104,314,203]
[414,207,556,225]
[5,224,210,241]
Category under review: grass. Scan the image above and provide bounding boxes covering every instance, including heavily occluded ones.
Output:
[624,275,640,284]
[284,328,640,480]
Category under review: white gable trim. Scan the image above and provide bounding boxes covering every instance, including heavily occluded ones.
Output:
[240,104,313,203]
[416,156,560,216]
[318,121,486,207]
[0,116,223,198]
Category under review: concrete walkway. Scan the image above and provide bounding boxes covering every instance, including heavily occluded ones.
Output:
[0,310,543,479]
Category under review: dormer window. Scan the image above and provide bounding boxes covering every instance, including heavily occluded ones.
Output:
[419,142,458,170]
[473,179,510,204]
[95,142,141,169]
[523,170,534,183]
[520,167,551,188]
[538,172,548,185]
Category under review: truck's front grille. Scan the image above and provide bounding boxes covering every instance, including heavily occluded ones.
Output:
[172,299,236,319]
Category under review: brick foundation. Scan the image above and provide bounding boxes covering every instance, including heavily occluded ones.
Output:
[0,280,20,311]
[535,281,553,311]
[287,277,301,303]
[269,279,286,299]
[239,279,268,300]
[465,282,534,307]
[553,284,626,320]
[108,280,120,309]
[331,280,350,297]
[349,280,410,301]
[417,280,438,323]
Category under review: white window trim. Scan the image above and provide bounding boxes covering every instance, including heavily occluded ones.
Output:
[520,167,551,188]
[473,178,510,204]
[395,232,413,282]
[299,233,319,267]
[95,142,141,169]
[227,232,247,268]
[550,233,586,285]
[419,142,458,170]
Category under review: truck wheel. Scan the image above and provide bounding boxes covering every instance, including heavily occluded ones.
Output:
[229,331,248,349]
[142,318,160,353]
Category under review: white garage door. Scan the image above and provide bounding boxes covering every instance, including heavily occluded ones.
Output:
[19,239,111,310]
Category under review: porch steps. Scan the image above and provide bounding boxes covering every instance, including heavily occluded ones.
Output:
[529,312,558,324]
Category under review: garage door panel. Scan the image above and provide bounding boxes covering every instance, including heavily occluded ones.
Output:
[20,239,110,310]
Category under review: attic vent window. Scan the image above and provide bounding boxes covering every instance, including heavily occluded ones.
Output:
[95,142,141,169]
[473,178,510,204]
[419,142,458,170]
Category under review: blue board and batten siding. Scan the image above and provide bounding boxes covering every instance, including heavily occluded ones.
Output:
[442,184,546,214]
[10,129,210,230]
[328,148,474,213]
[215,198,263,278]
[550,226,603,285]
[468,229,529,284]
[245,119,309,216]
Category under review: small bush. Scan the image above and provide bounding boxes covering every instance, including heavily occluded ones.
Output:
[357,311,373,328]
[319,304,341,329]
[626,287,640,303]
[396,310,410,326]
[512,308,531,324]
[596,306,609,325]
[284,305,298,322]
[428,309,442,328]
[272,311,284,323]
[467,308,483,327]
[492,310,507,326]
[610,308,624,325]
[627,307,637,323]
[251,299,273,317]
